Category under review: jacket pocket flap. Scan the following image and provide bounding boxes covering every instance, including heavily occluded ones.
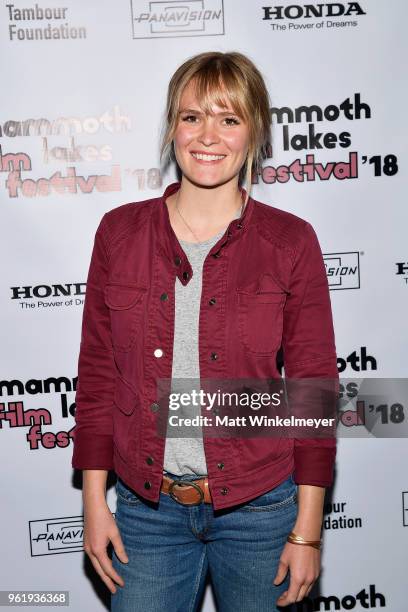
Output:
[104,283,146,310]
[114,376,138,415]
[237,273,288,302]
[236,289,286,304]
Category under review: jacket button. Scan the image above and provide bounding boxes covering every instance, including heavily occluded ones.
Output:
[160,292,168,301]
[209,297,216,305]
[220,486,229,495]
[217,462,225,470]
[210,352,218,360]
[154,348,164,358]
[182,271,189,280]
[236,223,243,229]
[146,456,154,465]
[150,402,160,413]
[144,481,152,490]
[174,256,182,266]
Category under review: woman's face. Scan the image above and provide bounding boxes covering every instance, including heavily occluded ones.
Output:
[172,79,250,189]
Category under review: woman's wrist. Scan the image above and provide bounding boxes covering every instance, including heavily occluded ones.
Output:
[291,520,323,541]
[287,531,322,550]
[293,484,325,539]
[293,516,323,540]
[82,469,108,503]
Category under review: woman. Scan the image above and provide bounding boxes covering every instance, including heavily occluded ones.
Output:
[72,51,338,611]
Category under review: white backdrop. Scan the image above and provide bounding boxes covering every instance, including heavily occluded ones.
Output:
[1,0,407,610]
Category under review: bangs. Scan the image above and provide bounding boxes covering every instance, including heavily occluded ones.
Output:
[189,64,249,121]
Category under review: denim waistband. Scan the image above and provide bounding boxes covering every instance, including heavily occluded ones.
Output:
[163,470,208,482]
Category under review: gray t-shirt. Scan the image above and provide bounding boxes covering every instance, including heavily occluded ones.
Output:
[163,209,240,476]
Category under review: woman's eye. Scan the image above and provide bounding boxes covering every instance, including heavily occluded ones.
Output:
[180,115,240,126]
[224,117,240,126]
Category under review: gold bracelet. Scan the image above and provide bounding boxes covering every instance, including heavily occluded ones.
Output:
[287,531,322,550]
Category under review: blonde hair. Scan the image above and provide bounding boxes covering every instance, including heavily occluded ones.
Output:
[160,51,271,206]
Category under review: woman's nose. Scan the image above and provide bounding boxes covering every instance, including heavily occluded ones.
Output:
[198,119,220,146]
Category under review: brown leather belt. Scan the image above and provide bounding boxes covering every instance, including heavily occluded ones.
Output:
[161,475,212,505]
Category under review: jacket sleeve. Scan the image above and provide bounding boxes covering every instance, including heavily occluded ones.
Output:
[282,221,338,487]
[71,214,116,470]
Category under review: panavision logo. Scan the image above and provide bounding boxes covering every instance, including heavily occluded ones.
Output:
[291,584,385,610]
[29,514,113,556]
[324,252,360,290]
[131,0,225,39]
[30,516,84,556]
[262,2,366,20]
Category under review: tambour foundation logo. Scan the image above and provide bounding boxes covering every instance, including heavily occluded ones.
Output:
[324,251,361,290]
[130,0,225,39]
[6,3,87,42]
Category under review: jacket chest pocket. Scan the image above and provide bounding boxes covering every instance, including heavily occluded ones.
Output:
[237,290,287,355]
[104,283,146,352]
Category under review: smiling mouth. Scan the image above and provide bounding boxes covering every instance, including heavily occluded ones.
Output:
[191,152,226,161]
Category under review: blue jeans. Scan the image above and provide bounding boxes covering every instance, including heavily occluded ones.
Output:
[111,471,298,612]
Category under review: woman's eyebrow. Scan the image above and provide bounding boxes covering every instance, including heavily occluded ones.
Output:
[178,108,238,116]
[178,108,202,114]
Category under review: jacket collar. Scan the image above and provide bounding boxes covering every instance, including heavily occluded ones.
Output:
[154,181,255,286]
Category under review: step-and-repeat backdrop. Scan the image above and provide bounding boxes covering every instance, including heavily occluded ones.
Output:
[1,1,407,610]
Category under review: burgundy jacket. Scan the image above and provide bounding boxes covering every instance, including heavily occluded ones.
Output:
[71,181,338,510]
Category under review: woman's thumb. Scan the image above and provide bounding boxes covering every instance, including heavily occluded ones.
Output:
[273,559,288,585]
[112,535,129,563]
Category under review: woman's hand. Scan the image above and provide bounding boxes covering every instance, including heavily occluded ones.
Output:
[273,541,320,606]
[273,482,325,605]
[83,496,129,594]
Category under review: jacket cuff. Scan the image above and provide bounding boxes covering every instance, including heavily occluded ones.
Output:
[293,445,336,487]
[71,431,114,471]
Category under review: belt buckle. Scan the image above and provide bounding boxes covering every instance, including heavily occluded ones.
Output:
[168,479,204,506]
